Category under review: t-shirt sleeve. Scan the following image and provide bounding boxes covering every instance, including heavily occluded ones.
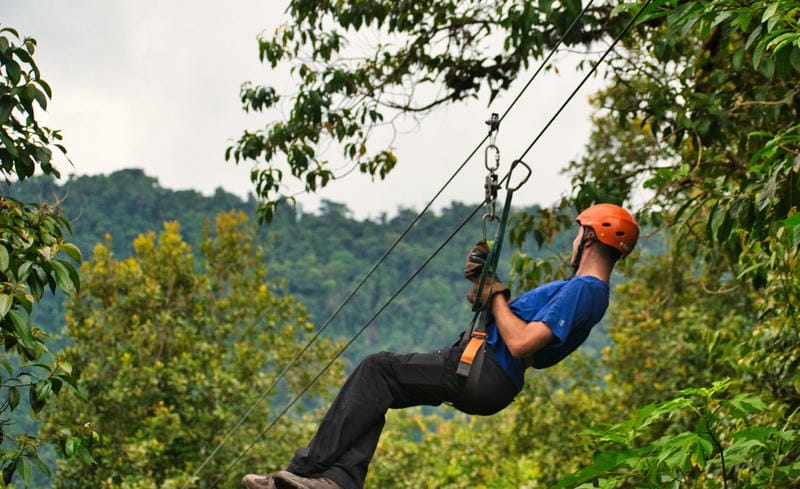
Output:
[532,280,591,347]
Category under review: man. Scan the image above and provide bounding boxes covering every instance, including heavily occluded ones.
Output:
[242,203,639,489]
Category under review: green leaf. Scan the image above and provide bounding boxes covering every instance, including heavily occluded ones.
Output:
[0,96,13,123]
[8,309,34,348]
[0,128,18,157]
[65,437,80,458]
[784,213,800,248]
[30,379,51,412]
[0,245,9,271]
[59,243,82,263]
[27,454,51,478]
[0,293,12,318]
[6,59,21,85]
[17,260,33,280]
[17,456,33,485]
[791,46,800,72]
[30,84,48,110]
[753,40,767,70]
[761,2,779,23]
[725,438,767,465]
[793,224,800,249]
[27,268,44,299]
[56,372,87,401]
[8,385,20,410]
[50,259,78,295]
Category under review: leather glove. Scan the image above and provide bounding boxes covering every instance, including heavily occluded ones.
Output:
[467,277,510,307]
[464,240,490,281]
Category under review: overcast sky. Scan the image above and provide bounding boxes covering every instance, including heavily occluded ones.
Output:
[3,0,604,219]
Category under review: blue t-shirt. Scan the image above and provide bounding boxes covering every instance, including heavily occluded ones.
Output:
[485,275,609,389]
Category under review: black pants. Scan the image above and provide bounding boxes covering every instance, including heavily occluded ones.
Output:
[286,341,520,489]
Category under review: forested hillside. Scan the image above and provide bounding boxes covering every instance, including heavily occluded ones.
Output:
[4,169,586,362]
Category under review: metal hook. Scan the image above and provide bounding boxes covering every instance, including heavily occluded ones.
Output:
[482,213,499,242]
[485,113,500,141]
[484,144,500,172]
[506,160,532,192]
[484,112,501,172]
[481,112,502,242]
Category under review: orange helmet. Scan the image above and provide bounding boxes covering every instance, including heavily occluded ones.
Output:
[576,204,639,257]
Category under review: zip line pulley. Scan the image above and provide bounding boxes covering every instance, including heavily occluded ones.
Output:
[483,113,501,241]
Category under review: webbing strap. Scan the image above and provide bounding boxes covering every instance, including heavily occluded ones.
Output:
[456,309,489,377]
[469,159,530,314]
[458,160,531,379]
[456,330,487,376]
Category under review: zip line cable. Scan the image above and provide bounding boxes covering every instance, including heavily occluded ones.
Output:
[185,5,596,487]
[514,0,655,164]
[210,1,654,481]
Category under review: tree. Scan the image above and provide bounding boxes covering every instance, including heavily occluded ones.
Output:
[540,3,799,484]
[232,1,800,486]
[0,25,86,487]
[228,0,625,221]
[43,212,345,488]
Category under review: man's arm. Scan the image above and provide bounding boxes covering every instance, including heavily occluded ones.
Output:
[490,294,555,358]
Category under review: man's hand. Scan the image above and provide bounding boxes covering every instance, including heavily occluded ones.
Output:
[464,240,490,281]
[467,277,510,307]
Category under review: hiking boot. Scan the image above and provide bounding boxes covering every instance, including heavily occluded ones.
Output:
[241,473,277,489]
[274,470,344,489]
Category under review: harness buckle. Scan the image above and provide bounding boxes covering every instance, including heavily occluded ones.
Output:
[456,331,488,377]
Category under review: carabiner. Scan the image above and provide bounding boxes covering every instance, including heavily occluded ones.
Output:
[482,213,499,242]
[484,112,500,172]
[506,159,532,192]
[484,144,500,173]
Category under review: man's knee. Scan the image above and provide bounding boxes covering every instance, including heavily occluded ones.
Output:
[358,351,395,372]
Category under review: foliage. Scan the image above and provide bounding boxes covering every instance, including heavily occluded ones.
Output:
[0,197,85,487]
[541,2,800,484]
[5,0,800,485]
[42,212,346,488]
[0,26,66,180]
[229,0,625,221]
[496,1,800,483]
[0,26,87,488]
[558,380,800,489]
[601,250,744,410]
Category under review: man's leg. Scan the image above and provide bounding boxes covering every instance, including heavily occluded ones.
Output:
[286,346,464,489]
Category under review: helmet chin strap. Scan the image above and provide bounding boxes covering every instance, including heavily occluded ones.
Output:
[571,227,594,274]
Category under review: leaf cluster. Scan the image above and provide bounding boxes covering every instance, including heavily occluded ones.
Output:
[0,26,66,181]
[230,0,621,221]
[42,212,347,488]
[0,25,87,488]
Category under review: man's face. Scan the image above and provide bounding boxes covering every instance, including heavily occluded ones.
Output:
[570,227,585,268]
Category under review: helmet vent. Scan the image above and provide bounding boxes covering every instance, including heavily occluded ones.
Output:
[616,231,625,236]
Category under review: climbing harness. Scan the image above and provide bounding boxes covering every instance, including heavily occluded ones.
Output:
[455,116,531,413]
